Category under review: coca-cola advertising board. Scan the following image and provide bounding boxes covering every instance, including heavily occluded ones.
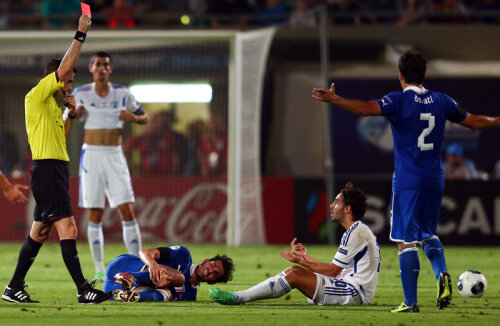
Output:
[0,176,295,244]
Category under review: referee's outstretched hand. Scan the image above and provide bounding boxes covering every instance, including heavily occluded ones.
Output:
[78,14,92,33]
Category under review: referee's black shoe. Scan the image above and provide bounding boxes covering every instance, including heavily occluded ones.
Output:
[77,279,112,304]
[2,285,39,303]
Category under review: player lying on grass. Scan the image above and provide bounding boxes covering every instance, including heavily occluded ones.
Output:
[104,246,234,302]
[210,182,381,306]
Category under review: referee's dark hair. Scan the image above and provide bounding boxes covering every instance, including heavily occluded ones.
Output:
[340,182,367,221]
[43,58,77,77]
[398,51,427,85]
[90,51,112,64]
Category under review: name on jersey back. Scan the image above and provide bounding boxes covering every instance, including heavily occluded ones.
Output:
[414,95,434,104]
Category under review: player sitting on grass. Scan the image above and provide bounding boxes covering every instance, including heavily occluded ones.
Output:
[104,246,234,302]
[210,182,381,306]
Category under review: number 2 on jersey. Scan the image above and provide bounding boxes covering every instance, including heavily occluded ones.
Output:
[418,113,435,151]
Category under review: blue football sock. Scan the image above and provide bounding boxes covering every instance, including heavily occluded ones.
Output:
[137,289,168,302]
[423,238,447,280]
[130,271,155,287]
[399,247,420,306]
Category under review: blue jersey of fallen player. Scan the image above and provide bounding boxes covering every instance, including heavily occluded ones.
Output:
[104,245,198,301]
[154,245,197,301]
[376,86,467,190]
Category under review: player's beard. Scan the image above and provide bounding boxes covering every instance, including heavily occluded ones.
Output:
[331,210,344,223]
[195,265,203,280]
[196,263,211,281]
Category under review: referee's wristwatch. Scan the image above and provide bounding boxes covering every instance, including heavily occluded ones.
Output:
[68,111,78,119]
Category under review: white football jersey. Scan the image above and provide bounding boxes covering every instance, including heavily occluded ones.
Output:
[332,221,380,304]
[72,82,143,130]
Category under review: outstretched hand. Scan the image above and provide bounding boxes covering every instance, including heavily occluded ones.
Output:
[4,183,29,204]
[312,82,337,103]
[290,238,306,255]
[281,237,310,266]
[280,249,303,264]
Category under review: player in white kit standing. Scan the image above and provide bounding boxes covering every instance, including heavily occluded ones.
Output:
[209,182,381,306]
[67,51,149,281]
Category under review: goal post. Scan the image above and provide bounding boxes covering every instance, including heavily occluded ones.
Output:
[228,27,277,246]
[0,28,276,246]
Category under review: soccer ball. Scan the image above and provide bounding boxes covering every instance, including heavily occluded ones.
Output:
[457,270,487,298]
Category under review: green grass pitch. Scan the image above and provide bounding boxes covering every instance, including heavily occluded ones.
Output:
[0,243,498,326]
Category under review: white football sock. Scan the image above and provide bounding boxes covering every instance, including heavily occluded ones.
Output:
[87,222,105,273]
[235,271,291,303]
[122,220,142,256]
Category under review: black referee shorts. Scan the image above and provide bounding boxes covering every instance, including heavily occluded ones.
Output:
[31,159,73,224]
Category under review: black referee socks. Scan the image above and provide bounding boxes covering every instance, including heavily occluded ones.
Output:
[8,236,43,289]
[60,239,87,292]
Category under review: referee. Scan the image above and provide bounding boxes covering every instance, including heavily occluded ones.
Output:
[2,14,110,304]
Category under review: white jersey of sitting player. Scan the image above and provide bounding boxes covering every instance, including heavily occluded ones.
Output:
[329,221,380,304]
[209,220,381,306]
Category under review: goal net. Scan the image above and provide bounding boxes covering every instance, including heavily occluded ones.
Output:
[0,28,276,246]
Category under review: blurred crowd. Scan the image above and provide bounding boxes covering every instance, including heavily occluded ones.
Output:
[3,122,500,179]
[122,110,228,177]
[1,0,499,30]
[2,110,228,178]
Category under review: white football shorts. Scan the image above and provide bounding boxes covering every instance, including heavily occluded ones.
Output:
[308,273,363,305]
[79,144,135,209]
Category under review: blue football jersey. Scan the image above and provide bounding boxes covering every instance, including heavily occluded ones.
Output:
[103,246,198,300]
[156,246,192,272]
[376,86,467,190]
[157,246,197,301]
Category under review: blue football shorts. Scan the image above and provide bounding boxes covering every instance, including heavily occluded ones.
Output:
[389,188,443,244]
[103,254,146,293]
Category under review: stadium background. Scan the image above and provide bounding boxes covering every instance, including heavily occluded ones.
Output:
[0,0,499,247]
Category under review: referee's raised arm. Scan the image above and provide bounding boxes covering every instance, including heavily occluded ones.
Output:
[58,15,92,81]
[2,11,113,305]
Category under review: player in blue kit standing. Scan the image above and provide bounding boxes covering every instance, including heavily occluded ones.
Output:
[103,246,234,302]
[312,51,500,312]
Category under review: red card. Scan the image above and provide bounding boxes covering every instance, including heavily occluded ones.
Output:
[81,2,91,17]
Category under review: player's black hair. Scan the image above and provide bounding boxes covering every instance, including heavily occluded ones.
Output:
[43,58,77,77]
[340,182,367,221]
[208,254,234,283]
[398,51,427,85]
[90,51,112,64]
